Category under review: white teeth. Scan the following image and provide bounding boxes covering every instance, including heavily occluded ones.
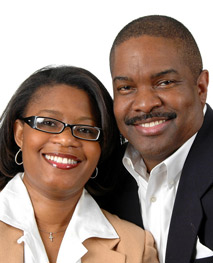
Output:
[45,155,77,165]
[140,120,166,128]
[62,158,67,164]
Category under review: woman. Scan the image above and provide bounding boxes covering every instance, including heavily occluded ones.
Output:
[0,66,158,263]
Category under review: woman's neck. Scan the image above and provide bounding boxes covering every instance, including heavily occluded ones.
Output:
[22,176,84,263]
[23,177,82,233]
[34,197,77,233]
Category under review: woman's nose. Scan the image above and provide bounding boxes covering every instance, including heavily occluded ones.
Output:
[50,127,82,147]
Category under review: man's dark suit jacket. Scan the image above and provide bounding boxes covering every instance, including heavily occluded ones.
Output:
[95,104,213,263]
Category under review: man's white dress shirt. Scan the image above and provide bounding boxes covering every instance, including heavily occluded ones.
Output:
[123,105,213,263]
[0,173,118,263]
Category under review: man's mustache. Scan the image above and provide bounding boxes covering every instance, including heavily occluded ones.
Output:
[124,112,177,125]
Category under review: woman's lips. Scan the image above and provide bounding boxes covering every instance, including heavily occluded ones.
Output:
[43,154,80,170]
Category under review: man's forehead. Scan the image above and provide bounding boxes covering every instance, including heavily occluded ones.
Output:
[111,37,184,74]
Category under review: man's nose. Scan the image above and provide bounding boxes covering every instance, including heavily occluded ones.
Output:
[131,86,162,113]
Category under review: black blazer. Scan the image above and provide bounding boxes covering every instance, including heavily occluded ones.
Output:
[95,104,213,263]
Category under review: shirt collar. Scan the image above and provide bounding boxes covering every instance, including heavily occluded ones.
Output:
[156,133,196,186]
[124,134,197,187]
[58,189,119,261]
[0,173,118,240]
[0,173,36,231]
[0,173,47,261]
[123,144,148,183]
[64,188,119,242]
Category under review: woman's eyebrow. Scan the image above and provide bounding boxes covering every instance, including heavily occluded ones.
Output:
[36,109,63,117]
[36,110,95,122]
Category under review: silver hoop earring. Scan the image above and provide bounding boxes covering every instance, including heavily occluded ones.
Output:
[90,167,98,179]
[15,149,23,165]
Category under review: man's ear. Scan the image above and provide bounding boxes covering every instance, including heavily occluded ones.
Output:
[197,70,209,106]
[14,119,24,149]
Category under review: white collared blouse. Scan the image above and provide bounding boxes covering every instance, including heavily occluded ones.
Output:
[0,173,118,263]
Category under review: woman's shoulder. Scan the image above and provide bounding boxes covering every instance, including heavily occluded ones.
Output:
[101,209,159,263]
[102,209,143,233]
[102,209,151,240]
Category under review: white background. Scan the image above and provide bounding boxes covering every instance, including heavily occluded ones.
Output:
[0,0,212,115]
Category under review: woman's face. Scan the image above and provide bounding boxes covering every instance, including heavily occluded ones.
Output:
[14,84,101,199]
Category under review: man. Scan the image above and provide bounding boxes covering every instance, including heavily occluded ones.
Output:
[97,15,213,263]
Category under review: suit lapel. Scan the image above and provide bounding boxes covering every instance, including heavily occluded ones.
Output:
[165,164,203,263]
[82,237,125,263]
[166,105,213,263]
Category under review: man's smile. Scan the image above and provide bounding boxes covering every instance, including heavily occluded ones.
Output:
[124,112,177,126]
[139,119,166,128]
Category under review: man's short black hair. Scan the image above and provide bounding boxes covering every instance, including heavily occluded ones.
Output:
[110,15,203,80]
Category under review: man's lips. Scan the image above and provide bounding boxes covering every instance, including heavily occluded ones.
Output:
[139,119,166,128]
[124,112,177,126]
[124,112,177,136]
[43,153,81,170]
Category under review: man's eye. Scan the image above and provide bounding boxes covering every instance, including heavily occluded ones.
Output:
[117,86,134,94]
[162,80,174,85]
[156,80,177,88]
[118,86,131,90]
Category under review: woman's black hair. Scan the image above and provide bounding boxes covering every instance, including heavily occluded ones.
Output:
[0,65,121,193]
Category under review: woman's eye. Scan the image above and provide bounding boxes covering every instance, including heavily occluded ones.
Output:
[78,128,92,134]
[43,121,56,127]
[37,119,58,128]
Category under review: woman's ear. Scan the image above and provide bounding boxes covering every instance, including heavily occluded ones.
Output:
[14,119,24,148]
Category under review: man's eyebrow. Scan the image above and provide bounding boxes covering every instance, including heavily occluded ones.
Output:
[113,69,178,83]
[113,69,178,82]
[113,76,133,83]
[151,69,178,79]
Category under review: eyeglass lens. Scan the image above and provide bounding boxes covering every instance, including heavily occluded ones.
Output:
[36,117,99,140]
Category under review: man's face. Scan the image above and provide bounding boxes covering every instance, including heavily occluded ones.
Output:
[112,36,208,171]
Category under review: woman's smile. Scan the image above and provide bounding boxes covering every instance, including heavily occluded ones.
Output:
[44,153,80,170]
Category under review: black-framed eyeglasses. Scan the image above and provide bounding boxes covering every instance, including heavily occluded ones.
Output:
[20,116,102,141]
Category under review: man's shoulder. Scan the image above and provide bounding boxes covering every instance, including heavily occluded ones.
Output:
[193,104,213,147]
